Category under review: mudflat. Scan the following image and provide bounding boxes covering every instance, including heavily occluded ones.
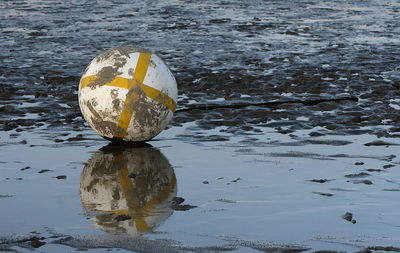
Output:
[1,1,400,252]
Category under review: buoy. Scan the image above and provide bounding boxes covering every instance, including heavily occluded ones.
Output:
[78,46,178,142]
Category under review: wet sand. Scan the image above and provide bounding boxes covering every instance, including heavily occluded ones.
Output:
[1,0,400,252]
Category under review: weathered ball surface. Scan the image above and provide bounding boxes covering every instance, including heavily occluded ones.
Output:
[78,46,178,142]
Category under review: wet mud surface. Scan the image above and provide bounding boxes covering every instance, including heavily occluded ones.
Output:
[1,0,400,252]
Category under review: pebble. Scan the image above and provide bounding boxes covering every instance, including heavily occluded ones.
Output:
[342,212,356,224]
[38,169,53,174]
[308,179,332,183]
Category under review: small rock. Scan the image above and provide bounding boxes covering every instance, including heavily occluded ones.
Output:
[202,180,209,184]
[216,199,236,203]
[364,140,398,146]
[1,105,24,114]
[171,204,197,211]
[66,134,87,142]
[383,164,395,169]
[10,133,21,139]
[16,119,34,127]
[4,121,18,131]
[365,168,383,172]
[344,172,370,178]
[34,92,48,98]
[171,197,185,205]
[0,194,13,198]
[30,238,46,248]
[2,105,16,113]
[352,180,373,185]
[367,246,400,252]
[9,133,20,138]
[309,131,325,137]
[308,179,332,183]
[342,212,353,222]
[312,192,334,197]
[38,169,53,174]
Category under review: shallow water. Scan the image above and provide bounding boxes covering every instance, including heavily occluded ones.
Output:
[1,0,400,252]
[1,125,399,252]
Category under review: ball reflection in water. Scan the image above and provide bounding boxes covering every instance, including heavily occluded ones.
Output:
[80,144,176,236]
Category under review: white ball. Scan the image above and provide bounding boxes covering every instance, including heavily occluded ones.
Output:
[78,46,178,142]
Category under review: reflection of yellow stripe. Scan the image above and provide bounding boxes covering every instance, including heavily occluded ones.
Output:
[116,155,151,232]
[116,156,136,207]
[135,219,150,232]
[146,176,176,206]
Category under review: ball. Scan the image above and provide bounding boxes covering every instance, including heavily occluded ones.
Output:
[78,46,178,142]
